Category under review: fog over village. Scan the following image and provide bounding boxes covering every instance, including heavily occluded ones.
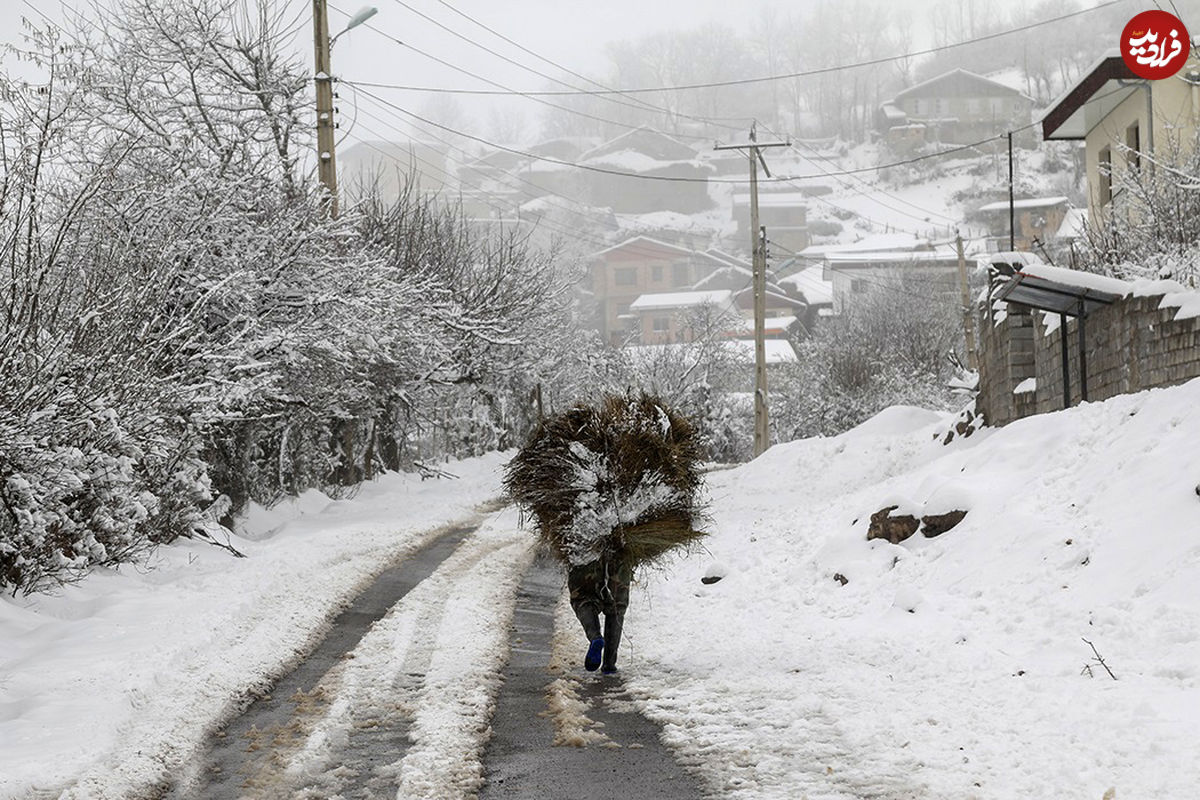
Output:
[3,1,1200,798]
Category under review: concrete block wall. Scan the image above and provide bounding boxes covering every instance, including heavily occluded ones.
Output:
[976,305,1035,426]
[976,289,1200,426]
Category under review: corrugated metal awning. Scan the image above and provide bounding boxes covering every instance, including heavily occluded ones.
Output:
[994,269,1123,316]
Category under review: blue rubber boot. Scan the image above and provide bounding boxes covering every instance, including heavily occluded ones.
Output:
[584,636,605,672]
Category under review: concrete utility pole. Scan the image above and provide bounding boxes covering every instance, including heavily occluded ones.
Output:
[956,233,978,370]
[312,5,378,217]
[312,0,338,216]
[714,125,789,458]
[1007,131,1015,251]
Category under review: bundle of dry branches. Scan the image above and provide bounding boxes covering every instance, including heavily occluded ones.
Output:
[504,393,707,570]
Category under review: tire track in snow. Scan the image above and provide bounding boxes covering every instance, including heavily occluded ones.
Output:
[168,515,503,799]
[287,510,533,799]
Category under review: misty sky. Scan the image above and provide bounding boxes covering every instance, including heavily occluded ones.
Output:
[0,0,1129,150]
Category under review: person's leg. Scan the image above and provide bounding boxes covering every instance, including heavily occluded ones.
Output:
[568,563,605,671]
[600,562,633,674]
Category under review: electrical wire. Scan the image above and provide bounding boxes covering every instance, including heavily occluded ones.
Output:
[328,1,728,144]
[349,0,1127,96]
[347,84,1045,185]
[384,0,750,135]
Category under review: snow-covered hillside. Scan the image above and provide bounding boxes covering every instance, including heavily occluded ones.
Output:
[625,378,1200,799]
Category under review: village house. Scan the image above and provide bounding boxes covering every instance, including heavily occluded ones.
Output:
[627,290,738,345]
[801,236,960,314]
[973,196,1071,252]
[588,236,734,345]
[776,261,835,333]
[730,191,811,254]
[1042,50,1200,224]
[690,254,810,321]
[534,127,713,215]
[877,69,1035,152]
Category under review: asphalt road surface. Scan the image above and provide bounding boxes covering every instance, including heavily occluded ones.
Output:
[479,557,706,800]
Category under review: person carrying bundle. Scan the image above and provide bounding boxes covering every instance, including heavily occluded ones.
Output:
[505,393,707,675]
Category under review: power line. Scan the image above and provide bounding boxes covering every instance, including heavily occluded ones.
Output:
[428,0,753,125]
[385,0,748,135]
[347,84,1043,185]
[328,1,726,144]
[760,122,959,225]
[349,0,1126,96]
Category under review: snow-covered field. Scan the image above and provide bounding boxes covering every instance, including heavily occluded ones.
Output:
[624,378,1200,800]
[0,453,514,800]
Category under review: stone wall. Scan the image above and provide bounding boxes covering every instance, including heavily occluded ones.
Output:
[977,286,1200,426]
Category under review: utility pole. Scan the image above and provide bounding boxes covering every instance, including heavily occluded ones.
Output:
[715,125,789,457]
[955,233,978,370]
[1007,131,1015,251]
[313,0,338,217]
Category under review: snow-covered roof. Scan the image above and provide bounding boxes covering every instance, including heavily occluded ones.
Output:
[582,150,700,173]
[779,265,834,305]
[623,338,796,365]
[590,235,707,260]
[615,210,704,231]
[799,233,930,259]
[1054,207,1088,240]
[732,192,810,208]
[978,196,1069,212]
[578,126,697,163]
[629,290,734,312]
[731,315,798,333]
[703,248,751,269]
[1041,51,1138,140]
[724,338,798,364]
[893,68,1033,103]
[825,250,959,265]
[1019,263,1132,296]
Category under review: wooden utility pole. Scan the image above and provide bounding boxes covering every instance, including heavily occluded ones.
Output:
[715,125,789,457]
[955,234,978,370]
[313,0,338,217]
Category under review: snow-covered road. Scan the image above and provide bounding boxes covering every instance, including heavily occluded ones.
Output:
[6,379,1200,800]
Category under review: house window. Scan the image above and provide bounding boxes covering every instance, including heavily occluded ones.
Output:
[1126,122,1140,171]
[652,316,670,332]
[615,267,637,286]
[1098,146,1113,206]
[615,302,631,318]
[932,98,943,116]
[671,263,690,286]
[651,265,664,282]
[967,97,982,115]
[851,278,867,293]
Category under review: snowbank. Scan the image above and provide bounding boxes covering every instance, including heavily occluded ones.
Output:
[0,454,510,799]
[624,380,1200,799]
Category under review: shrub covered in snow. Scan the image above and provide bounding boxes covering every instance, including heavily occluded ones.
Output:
[0,1,606,593]
[772,274,964,440]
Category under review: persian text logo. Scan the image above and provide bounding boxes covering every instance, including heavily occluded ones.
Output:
[1121,9,1190,80]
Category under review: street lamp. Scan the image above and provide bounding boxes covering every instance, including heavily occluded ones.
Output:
[331,6,378,47]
